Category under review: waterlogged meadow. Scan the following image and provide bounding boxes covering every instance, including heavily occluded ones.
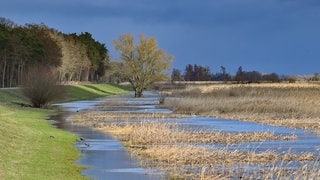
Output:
[162,82,320,135]
[69,86,320,179]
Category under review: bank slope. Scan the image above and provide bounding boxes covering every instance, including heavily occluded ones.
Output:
[0,84,129,179]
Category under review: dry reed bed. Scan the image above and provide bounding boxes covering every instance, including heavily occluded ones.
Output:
[73,113,297,145]
[131,145,315,165]
[101,123,296,145]
[78,112,189,120]
[69,84,320,178]
[131,144,317,179]
[161,83,320,134]
[197,161,320,180]
[70,113,317,179]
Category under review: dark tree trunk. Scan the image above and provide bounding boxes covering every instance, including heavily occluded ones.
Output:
[9,64,14,87]
[135,89,143,98]
[2,57,7,88]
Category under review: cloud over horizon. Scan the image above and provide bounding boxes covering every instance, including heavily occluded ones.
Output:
[1,0,320,74]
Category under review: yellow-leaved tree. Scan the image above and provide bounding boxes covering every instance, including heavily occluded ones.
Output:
[114,34,173,97]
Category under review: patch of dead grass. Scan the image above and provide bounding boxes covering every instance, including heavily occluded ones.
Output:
[131,145,315,166]
[77,112,188,120]
[161,82,320,134]
[74,114,296,145]
[69,113,313,178]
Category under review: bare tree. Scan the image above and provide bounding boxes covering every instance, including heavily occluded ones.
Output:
[114,34,173,97]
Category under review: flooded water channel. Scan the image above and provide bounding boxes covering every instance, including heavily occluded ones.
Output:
[51,91,320,179]
[51,97,164,180]
[179,117,320,156]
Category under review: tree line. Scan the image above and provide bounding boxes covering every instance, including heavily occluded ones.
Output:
[171,64,310,83]
[0,17,109,88]
[2,16,318,104]
[55,32,109,82]
[1,17,173,103]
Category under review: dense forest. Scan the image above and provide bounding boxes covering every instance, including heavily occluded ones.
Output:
[0,17,109,88]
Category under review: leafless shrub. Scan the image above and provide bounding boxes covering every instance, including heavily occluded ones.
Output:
[22,66,65,108]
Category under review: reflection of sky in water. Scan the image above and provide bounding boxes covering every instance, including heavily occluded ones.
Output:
[54,91,170,113]
[53,95,164,180]
[54,100,101,112]
[127,99,159,105]
[57,91,320,161]
[77,139,124,151]
[179,117,303,134]
[178,117,320,156]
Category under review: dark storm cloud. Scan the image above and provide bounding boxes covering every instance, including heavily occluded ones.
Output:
[1,0,320,74]
[1,0,318,27]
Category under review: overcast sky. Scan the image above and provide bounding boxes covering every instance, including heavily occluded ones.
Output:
[1,0,320,75]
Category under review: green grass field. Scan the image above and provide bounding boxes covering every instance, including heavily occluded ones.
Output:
[64,84,130,102]
[0,84,129,179]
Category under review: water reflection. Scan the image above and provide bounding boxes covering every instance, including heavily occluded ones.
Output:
[50,94,164,180]
[51,91,320,179]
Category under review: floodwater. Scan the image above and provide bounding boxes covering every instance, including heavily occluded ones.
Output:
[178,117,320,155]
[50,91,320,179]
[90,91,320,156]
[50,97,164,180]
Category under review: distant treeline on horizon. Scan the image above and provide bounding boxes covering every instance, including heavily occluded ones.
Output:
[171,64,320,83]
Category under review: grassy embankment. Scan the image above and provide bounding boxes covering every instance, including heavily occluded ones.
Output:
[0,84,129,180]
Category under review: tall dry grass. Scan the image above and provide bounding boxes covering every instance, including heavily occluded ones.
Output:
[69,83,320,178]
[131,145,318,179]
[161,83,320,134]
[102,122,296,145]
[71,113,316,179]
[73,113,296,145]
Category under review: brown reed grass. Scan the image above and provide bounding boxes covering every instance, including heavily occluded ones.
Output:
[124,126,316,179]
[161,83,320,134]
[131,145,315,165]
[77,112,189,121]
[103,123,296,145]
[73,114,297,145]
[69,113,317,179]
[68,83,320,178]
